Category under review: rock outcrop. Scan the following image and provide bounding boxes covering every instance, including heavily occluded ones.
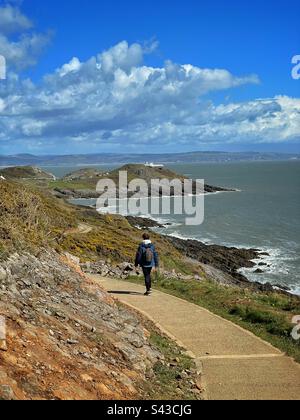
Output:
[0,251,166,400]
[166,236,284,292]
[80,260,195,283]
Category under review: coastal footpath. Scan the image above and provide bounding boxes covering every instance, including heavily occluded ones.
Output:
[95,276,300,400]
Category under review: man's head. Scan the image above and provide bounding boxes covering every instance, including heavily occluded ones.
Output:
[142,233,150,241]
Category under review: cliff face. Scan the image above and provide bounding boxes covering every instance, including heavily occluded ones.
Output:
[0,251,163,400]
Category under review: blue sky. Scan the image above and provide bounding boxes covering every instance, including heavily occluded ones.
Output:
[0,0,299,154]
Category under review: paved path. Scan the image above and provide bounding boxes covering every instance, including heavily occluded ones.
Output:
[90,276,300,400]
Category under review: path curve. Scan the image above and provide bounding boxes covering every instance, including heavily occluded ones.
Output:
[90,275,300,401]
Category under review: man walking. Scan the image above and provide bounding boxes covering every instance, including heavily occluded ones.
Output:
[135,233,159,296]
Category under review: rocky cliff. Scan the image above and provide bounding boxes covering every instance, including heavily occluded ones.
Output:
[0,251,200,400]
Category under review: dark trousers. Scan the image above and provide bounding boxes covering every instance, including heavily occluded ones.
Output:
[142,267,152,292]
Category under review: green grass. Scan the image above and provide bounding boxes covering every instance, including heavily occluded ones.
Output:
[0,180,76,259]
[57,203,196,273]
[143,332,199,400]
[127,274,300,363]
[48,163,187,193]
[49,179,96,190]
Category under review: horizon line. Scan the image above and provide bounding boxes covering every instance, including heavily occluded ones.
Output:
[1,150,300,158]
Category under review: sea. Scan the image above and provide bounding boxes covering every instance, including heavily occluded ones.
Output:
[43,161,300,295]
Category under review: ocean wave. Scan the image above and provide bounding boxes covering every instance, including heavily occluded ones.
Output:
[238,246,300,296]
[164,230,300,296]
[141,215,183,229]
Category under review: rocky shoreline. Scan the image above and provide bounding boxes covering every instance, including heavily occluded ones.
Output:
[125,216,166,229]
[167,236,273,291]
[54,182,235,200]
[54,188,100,199]
[125,216,292,294]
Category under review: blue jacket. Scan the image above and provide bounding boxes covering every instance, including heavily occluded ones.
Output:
[135,242,159,268]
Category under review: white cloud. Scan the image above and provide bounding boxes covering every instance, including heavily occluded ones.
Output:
[0,37,299,153]
[100,41,144,75]
[0,3,51,70]
[0,97,5,112]
[58,57,82,77]
[0,4,32,34]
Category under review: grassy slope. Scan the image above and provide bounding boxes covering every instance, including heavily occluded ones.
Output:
[60,206,194,273]
[0,166,53,179]
[49,179,98,190]
[127,274,300,363]
[107,164,187,184]
[0,180,76,258]
[0,180,194,274]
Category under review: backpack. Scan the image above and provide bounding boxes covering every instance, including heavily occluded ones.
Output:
[142,245,154,265]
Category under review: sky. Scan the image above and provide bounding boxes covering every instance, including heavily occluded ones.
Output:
[0,0,299,155]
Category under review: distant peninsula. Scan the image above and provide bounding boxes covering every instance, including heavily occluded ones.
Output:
[51,164,235,199]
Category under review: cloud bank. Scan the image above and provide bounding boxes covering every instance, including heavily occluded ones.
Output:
[0,3,51,71]
[0,5,299,154]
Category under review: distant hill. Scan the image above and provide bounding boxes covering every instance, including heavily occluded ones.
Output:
[107,164,234,194]
[1,151,299,167]
[63,168,104,181]
[0,166,55,180]
[107,164,187,183]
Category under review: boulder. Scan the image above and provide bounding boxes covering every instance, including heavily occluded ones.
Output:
[117,262,135,272]
[0,385,16,400]
[64,252,80,267]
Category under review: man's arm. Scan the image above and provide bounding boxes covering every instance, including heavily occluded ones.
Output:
[153,246,159,268]
[135,246,142,267]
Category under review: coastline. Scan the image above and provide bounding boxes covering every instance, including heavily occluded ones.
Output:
[66,192,299,297]
[12,160,298,297]
[66,194,298,296]
[54,185,237,200]
[125,215,298,296]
